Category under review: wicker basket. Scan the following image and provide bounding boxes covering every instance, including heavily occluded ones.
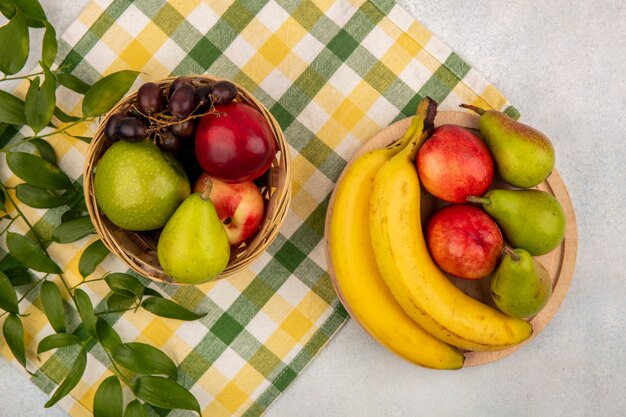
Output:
[84,75,292,284]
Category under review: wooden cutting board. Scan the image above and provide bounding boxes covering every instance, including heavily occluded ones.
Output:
[323,111,578,367]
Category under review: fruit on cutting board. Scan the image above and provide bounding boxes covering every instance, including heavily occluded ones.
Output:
[193,173,265,246]
[157,189,230,284]
[417,124,494,203]
[460,104,555,188]
[426,204,503,279]
[94,140,190,231]
[491,247,552,318]
[468,189,566,256]
[195,102,276,183]
[368,108,532,352]
[329,97,464,369]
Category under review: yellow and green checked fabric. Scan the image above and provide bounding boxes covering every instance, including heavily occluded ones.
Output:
[0,0,517,416]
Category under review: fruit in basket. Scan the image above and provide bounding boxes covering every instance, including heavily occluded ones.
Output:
[368,110,532,351]
[94,140,190,231]
[211,80,238,103]
[426,204,503,279]
[329,97,464,369]
[416,125,493,203]
[168,84,198,119]
[491,247,552,318]
[136,82,163,115]
[468,189,566,256]
[193,173,265,246]
[116,116,148,142]
[195,102,276,183]
[460,104,555,188]
[157,190,230,284]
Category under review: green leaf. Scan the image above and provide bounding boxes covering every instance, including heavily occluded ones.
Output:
[0,8,29,75]
[4,267,33,286]
[107,293,134,311]
[0,271,18,313]
[112,342,177,378]
[3,314,26,368]
[40,281,66,333]
[15,184,74,209]
[61,208,85,223]
[132,376,201,415]
[14,0,47,28]
[6,232,61,274]
[105,273,144,299]
[0,2,15,20]
[37,333,80,355]
[0,90,26,125]
[30,138,56,163]
[143,288,163,298]
[79,240,109,278]
[141,297,206,321]
[0,187,6,212]
[56,73,90,95]
[124,400,149,417]
[82,70,139,117]
[25,67,56,134]
[94,376,123,417]
[51,216,94,243]
[41,22,57,67]
[70,135,92,144]
[6,152,72,190]
[95,318,122,352]
[53,106,80,123]
[45,343,87,408]
[74,288,96,337]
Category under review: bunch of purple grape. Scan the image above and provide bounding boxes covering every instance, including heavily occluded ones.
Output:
[104,76,238,155]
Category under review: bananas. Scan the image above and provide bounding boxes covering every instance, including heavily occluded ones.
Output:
[329,99,464,369]
[369,101,533,352]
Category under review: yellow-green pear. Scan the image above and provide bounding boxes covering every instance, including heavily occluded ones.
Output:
[468,189,566,256]
[157,186,230,284]
[491,247,552,318]
[460,104,555,188]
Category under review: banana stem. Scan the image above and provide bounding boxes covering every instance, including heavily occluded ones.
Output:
[459,104,485,115]
[403,97,438,161]
[466,196,490,205]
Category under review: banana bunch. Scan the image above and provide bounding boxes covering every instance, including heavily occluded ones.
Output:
[328,97,532,369]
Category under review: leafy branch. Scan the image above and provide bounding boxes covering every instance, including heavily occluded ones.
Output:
[0,1,204,415]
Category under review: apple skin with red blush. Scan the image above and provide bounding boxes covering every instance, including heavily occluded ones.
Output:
[417,125,494,203]
[193,173,265,246]
[426,204,503,279]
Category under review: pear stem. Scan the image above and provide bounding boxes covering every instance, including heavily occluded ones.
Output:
[459,104,485,115]
[503,245,520,262]
[200,177,213,201]
[466,196,490,205]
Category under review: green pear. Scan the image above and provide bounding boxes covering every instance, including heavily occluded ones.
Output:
[491,247,552,318]
[95,140,190,231]
[468,189,566,256]
[460,104,555,188]
[157,190,230,284]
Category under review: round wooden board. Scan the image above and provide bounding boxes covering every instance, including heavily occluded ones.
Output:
[323,111,578,367]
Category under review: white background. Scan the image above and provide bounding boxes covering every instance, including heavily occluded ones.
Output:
[1,1,624,416]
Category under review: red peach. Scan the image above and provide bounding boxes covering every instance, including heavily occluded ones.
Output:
[193,173,265,246]
[417,125,493,203]
[426,204,503,279]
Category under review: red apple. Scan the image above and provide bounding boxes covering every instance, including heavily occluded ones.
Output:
[195,102,276,183]
[193,173,265,246]
[417,125,493,203]
[426,204,503,279]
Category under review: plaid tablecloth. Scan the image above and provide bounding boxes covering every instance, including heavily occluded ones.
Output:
[0,0,517,416]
